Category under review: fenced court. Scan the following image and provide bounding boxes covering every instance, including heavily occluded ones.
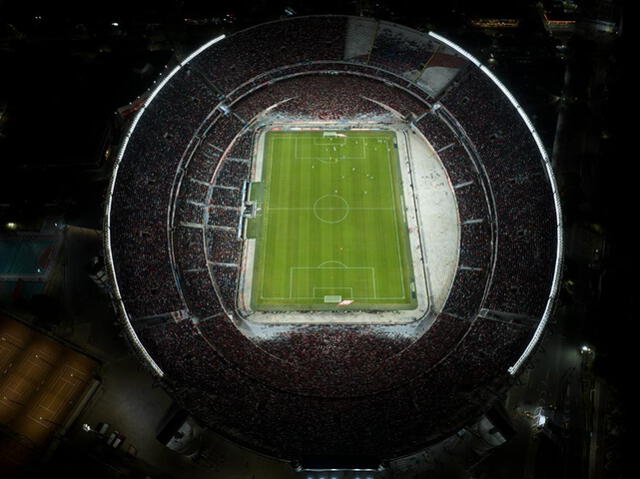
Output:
[249,130,417,311]
[0,316,98,464]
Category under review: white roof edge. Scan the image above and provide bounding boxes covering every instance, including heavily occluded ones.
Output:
[104,34,226,378]
[428,31,564,376]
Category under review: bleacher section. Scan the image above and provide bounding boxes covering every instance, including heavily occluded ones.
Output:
[104,15,561,461]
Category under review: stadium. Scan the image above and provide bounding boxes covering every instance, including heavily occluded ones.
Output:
[104,15,563,468]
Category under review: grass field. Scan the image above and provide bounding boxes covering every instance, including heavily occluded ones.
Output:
[249,129,416,311]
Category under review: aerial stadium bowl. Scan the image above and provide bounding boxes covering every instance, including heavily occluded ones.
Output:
[104,16,562,467]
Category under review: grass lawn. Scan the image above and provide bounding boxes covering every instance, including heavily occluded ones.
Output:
[250,130,416,311]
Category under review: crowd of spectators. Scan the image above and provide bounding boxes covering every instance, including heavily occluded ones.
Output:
[260,327,412,389]
[180,270,224,319]
[180,178,210,204]
[206,113,244,149]
[232,73,430,121]
[109,142,182,319]
[211,264,238,309]
[174,226,206,271]
[207,207,240,228]
[226,132,252,159]
[128,310,532,460]
[214,160,249,190]
[405,81,436,104]
[414,111,495,309]
[435,316,533,388]
[458,221,492,272]
[443,268,488,319]
[416,113,479,185]
[208,186,242,208]
[108,51,232,319]
[377,314,468,382]
[205,228,241,265]
[107,17,558,461]
[455,184,490,223]
[175,199,203,225]
[193,16,348,94]
[442,68,558,317]
[186,143,222,183]
[369,27,436,74]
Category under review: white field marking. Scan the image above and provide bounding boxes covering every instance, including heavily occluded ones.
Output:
[266,207,393,211]
[284,261,380,299]
[312,194,350,224]
[372,268,378,299]
[283,266,377,301]
[313,287,354,298]
[257,132,408,304]
[318,260,348,267]
[271,134,367,160]
[312,194,349,210]
[383,136,407,299]
[259,135,276,302]
[259,296,406,301]
[352,135,406,300]
[270,135,374,139]
[30,366,85,425]
[288,267,293,299]
[385,140,407,296]
[39,374,71,412]
[302,155,366,161]
[317,157,339,165]
[313,137,347,146]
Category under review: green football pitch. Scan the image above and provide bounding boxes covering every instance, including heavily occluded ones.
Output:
[249,130,416,311]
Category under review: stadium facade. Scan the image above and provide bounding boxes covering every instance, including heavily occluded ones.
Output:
[103,16,562,466]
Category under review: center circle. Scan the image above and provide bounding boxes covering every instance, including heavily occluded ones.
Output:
[312,194,350,224]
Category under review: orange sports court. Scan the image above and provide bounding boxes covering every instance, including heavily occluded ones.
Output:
[0,315,99,470]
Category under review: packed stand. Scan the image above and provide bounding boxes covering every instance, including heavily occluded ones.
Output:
[416,112,480,186]
[207,207,240,229]
[109,140,182,317]
[206,113,244,150]
[369,26,435,74]
[434,316,534,388]
[107,17,558,462]
[259,327,412,391]
[179,178,210,205]
[140,313,532,460]
[173,226,206,271]
[186,142,222,183]
[193,16,348,94]
[441,67,558,317]
[226,131,252,160]
[109,57,226,318]
[442,268,487,318]
[208,186,242,208]
[206,228,241,265]
[175,199,204,225]
[181,269,224,319]
[379,314,469,382]
[211,264,239,310]
[214,159,250,190]
[458,220,492,271]
[233,73,429,121]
